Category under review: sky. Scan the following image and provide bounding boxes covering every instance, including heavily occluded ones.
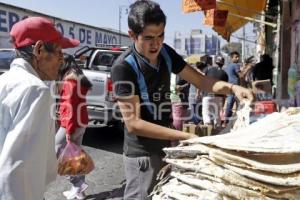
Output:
[1,0,257,56]
[0,0,221,45]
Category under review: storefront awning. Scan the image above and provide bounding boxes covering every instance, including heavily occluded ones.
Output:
[214,0,268,40]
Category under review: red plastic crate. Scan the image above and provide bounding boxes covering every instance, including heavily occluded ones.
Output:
[254,101,277,115]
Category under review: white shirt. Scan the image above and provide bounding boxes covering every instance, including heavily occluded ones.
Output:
[0,58,57,200]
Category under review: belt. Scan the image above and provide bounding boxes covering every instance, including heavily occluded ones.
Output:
[207,93,224,97]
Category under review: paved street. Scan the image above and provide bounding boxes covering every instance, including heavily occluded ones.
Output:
[45,126,125,200]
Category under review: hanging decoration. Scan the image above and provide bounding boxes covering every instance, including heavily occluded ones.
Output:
[204,9,228,27]
[182,0,201,13]
[182,0,216,13]
[195,0,216,10]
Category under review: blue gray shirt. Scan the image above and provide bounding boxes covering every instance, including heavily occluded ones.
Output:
[224,63,241,85]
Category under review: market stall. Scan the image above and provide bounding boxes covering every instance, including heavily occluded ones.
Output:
[182,0,270,40]
[152,108,300,199]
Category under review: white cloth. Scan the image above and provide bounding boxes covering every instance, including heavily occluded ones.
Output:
[0,58,57,200]
[202,96,223,126]
[170,74,181,103]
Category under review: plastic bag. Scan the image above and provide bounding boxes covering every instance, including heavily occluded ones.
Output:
[57,141,94,176]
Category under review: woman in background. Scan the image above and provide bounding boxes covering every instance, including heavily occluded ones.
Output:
[55,55,92,200]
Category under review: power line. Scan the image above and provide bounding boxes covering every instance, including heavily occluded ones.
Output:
[231,35,265,46]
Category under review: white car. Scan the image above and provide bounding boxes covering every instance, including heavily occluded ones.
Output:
[74,45,127,128]
[0,49,15,75]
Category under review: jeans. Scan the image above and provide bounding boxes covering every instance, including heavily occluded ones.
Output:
[225,94,238,123]
[189,103,201,124]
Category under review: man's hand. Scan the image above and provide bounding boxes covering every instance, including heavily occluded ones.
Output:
[231,85,255,102]
[181,132,198,141]
[175,85,182,92]
[175,83,189,92]
[156,164,171,180]
[186,133,198,139]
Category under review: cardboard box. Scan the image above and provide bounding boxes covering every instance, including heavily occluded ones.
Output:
[199,124,213,136]
[252,80,273,101]
[252,80,272,94]
[183,123,213,136]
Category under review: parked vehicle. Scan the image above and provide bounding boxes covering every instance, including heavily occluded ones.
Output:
[0,49,15,75]
[73,45,127,127]
[0,46,125,128]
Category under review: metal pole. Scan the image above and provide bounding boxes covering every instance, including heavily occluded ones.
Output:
[217,0,276,21]
[242,26,246,61]
[229,13,277,28]
[119,6,121,45]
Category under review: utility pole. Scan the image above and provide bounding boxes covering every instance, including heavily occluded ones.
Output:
[119,6,121,45]
[242,26,246,61]
[119,5,128,46]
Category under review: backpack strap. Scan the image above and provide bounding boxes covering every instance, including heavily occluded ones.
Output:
[124,45,172,115]
[160,46,172,74]
[125,54,154,114]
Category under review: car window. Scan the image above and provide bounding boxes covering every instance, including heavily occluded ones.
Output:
[93,52,121,67]
[0,50,15,70]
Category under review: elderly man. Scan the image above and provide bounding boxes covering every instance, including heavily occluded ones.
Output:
[0,17,79,200]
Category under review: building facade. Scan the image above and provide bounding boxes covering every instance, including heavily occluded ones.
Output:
[0,2,131,54]
[174,29,221,56]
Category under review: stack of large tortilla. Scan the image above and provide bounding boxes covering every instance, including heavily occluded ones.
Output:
[152,108,300,200]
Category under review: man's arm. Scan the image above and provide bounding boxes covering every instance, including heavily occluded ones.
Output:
[178,65,254,102]
[175,83,189,92]
[239,64,252,78]
[117,95,195,140]
[237,63,253,80]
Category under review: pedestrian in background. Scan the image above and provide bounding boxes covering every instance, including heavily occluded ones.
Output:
[224,51,241,124]
[252,54,274,85]
[202,55,228,128]
[0,17,79,200]
[55,54,92,200]
[188,62,206,124]
[171,75,190,130]
[112,1,254,199]
[240,56,256,88]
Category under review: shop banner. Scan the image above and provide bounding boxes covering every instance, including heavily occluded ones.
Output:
[215,26,231,40]
[204,9,228,27]
[182,0,216,13]
[196,0,216,10]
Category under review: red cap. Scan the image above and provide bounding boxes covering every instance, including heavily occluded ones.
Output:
[10,17,80,49]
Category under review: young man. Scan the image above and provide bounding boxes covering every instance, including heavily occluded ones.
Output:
[202,55,228,128]
[224,51,242,123]
[111,1,254,199]
[0,17,79,200]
